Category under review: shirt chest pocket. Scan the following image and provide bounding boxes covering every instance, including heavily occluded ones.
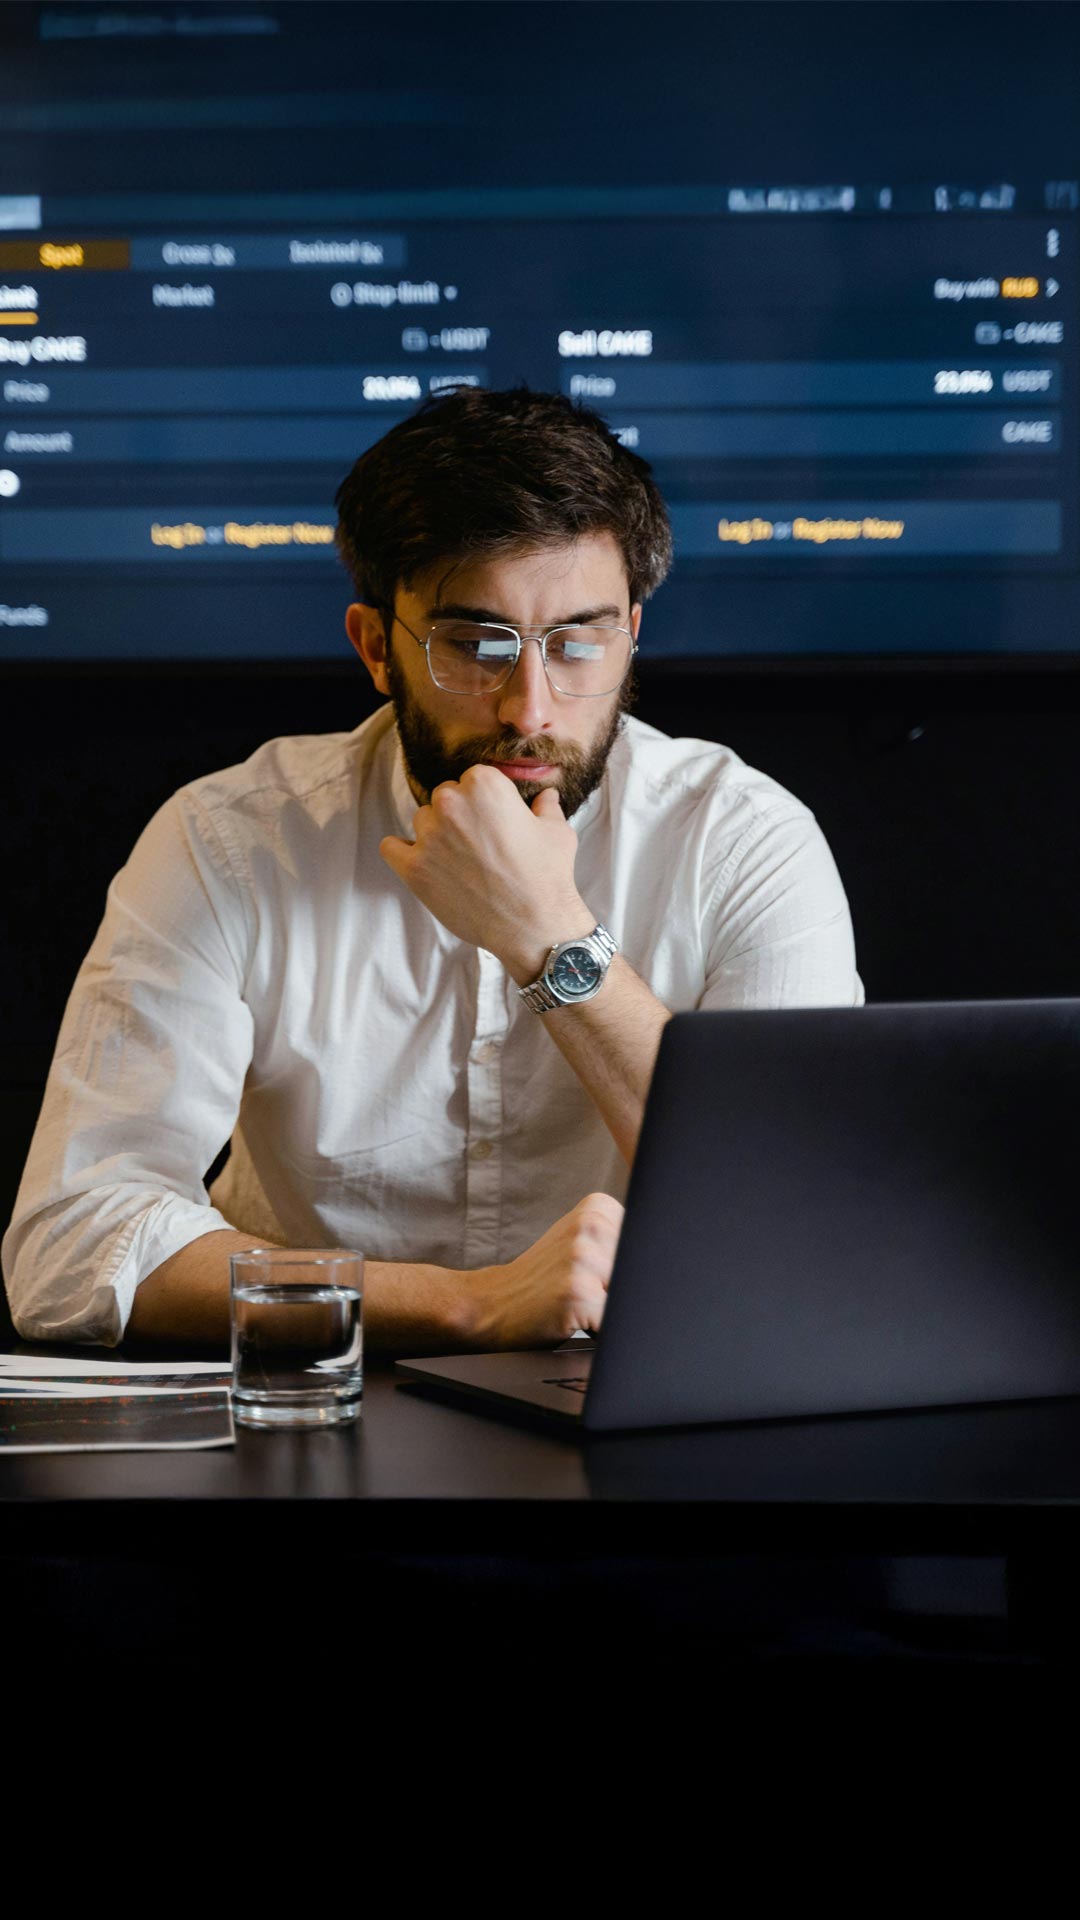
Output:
[273,1129,464,1254]
[279,1125,427,1187]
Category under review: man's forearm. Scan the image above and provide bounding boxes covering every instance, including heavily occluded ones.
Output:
[519,953,673,1165]
[378,773,670,1163]
[124,1227,484,1355]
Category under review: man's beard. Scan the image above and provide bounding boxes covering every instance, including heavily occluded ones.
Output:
[386,648,638,820]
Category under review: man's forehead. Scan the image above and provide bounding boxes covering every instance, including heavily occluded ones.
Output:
[405,533,631,610]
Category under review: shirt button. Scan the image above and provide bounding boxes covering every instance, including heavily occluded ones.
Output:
[473,1041,500,1064]
[470,1140,493,1162]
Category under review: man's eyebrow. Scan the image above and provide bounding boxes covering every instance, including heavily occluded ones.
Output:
[427,602,625,625]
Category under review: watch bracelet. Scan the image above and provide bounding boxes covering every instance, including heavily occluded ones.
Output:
[517,923,617,1013]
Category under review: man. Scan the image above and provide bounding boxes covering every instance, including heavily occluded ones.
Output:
[3,387,862,1353]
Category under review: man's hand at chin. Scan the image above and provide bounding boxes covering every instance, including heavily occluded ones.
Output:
[379,763,594,981]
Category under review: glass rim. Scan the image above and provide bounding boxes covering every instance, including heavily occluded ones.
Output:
[229,1246,364,1266]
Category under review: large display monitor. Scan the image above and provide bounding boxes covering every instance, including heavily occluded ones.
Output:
[0,0,1077,663]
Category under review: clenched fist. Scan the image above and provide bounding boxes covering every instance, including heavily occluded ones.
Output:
[465,1191,625,1349]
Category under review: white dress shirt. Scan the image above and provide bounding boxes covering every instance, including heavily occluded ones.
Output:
[3,703,863,1345]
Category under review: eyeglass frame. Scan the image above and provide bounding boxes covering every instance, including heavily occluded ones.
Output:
[388,609,638,698]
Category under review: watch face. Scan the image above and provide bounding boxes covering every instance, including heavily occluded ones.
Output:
[550,944,602,998]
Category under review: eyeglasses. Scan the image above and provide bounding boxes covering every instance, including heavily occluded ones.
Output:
[392,612,636,697]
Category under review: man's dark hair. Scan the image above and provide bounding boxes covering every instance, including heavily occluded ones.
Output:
[334,385,673,616]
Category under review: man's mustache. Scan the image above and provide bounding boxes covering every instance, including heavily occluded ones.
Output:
[457,738,575,770]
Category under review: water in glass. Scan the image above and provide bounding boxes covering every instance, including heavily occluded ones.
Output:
[232,1281,363,1427]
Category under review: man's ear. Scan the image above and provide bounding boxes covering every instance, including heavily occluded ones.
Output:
[345,603,391,696]
[630,601,643,642]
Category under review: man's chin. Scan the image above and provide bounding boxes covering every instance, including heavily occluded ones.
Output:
[510,778,548,808]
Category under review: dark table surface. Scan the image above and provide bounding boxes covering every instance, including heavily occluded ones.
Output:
[9,1339,1080,1675]
[5,1337,1080,1559]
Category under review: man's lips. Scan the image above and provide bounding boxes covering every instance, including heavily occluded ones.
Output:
[486,759,557,780]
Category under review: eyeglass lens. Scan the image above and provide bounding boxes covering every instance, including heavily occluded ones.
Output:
[427,622,631,695]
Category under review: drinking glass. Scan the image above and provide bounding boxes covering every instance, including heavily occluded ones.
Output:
[230,1248,364,1429]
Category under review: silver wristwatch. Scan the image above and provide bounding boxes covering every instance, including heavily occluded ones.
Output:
[518,923,618,1014]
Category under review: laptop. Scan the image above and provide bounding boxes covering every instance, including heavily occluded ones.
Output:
[395,1002,1080,1431]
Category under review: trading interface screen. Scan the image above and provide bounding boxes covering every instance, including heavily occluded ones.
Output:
[1,1,1078,663]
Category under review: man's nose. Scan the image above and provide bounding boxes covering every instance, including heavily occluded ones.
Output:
[494,637,557,736]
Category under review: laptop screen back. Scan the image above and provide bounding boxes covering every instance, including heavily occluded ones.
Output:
[583,1002,1080,1430]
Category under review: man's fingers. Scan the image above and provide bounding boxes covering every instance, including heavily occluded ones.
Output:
[575,1209,618,1243]
[577,1201,623,1289]
[532,786,564,818]
[580,1191,625,1232]
[570,1275,608,1323]
[379,833,413,875]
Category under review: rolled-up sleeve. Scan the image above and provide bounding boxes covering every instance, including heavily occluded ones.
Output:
[2,787,255,1346]
[699,805,864,1010]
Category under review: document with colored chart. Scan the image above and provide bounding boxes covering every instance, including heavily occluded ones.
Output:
[0,1353,234,1452]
